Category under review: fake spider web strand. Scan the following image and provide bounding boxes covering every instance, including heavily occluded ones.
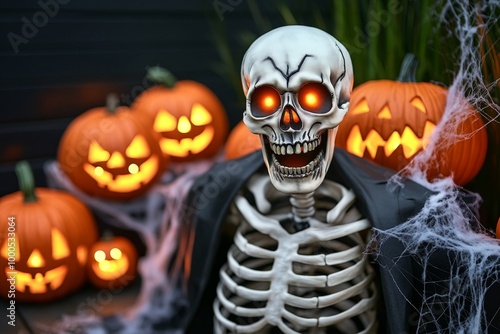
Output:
[123,162,216,333]
[370,0,500,333]
[371,185,500,333]
[401,0,500,184]
[43,159,215,333]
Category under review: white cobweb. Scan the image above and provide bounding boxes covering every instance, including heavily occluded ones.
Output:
[43,157,218,334]
[370,0,500,333]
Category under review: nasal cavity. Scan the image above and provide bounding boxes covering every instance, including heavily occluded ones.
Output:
[280,105,302,131]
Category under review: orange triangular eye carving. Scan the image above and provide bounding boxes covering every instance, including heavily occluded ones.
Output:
[88,141,110,163]
[126,135,150,158]
[351,98,370,115]
[52,228,70,260]
[411,96,427,113]
[377,105,392,119]
[191,104,212,126]
[1,237,20,261]
[154,109,177,132]
[27,249,46,268]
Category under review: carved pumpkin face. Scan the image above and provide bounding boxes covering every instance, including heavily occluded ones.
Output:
[58,103,168,200]
[83,134,159,193]
[224,120,262,160]
[337,80,442,170]
[153,102,216,158]
[132,76,229,162]
[336,80,487,185]
[87,236,137,289]
[0,178,98,302]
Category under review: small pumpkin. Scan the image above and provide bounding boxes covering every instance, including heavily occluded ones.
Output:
[224,120,261,160]
[336,54,487,185]
[132,67,229,162]
[58,94,168,200]
[87,233,138,290]
[0,161,98,302]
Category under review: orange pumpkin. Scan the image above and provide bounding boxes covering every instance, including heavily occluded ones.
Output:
[132,67,229,162]
[58,94,168,200]
[0,161,98,302]
[224,120,262,160]
[87,233,138,290]
[496,218,500,239]
[336,54,487,185]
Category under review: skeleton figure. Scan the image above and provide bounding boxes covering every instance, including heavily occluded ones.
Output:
[214,26,378,333]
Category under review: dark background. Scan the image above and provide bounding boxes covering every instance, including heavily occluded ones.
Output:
[0,0,262,197]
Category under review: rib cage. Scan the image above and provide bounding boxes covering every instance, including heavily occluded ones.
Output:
[214,174,378,333]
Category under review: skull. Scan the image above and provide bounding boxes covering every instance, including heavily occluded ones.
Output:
[241,25,354,194]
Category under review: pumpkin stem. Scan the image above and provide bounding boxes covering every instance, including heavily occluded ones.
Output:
[15,161,38,203]
[397,53,419,82]
[102,230,114,241]
[106,93,120,114]
[146,66,177,88]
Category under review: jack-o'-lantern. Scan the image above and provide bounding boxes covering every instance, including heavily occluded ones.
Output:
[336,54,487,185]
[224,120,261,160]
[87,234,138,289]
[58,94,168,200]
[132,67,229,162]
[0,161,98,302]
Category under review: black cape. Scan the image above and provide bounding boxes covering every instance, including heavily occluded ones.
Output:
[181,149,499,333]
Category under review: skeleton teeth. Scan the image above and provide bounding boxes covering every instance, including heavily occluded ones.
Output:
[271,151,324,177]
[268,137,326,176]
[269,137,323,156]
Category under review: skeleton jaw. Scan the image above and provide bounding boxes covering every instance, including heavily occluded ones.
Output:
[261,129,333,194]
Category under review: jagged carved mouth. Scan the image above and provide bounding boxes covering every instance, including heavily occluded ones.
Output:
[346,122,435,159]
[263,132,327,178]
[7,266,68,294]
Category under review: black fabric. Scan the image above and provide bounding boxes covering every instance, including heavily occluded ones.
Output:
[181,148,490,333]
[182,152,265,331]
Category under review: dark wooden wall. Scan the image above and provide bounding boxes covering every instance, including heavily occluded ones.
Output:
[0,0,263,197]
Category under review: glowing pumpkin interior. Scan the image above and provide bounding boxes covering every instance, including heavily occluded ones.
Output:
[153,103,215,158]
[345,96,436,161]
[83,135,159,193]
[92,247,129,281]
[1,228,88,294]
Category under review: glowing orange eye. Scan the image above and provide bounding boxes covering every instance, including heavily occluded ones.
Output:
[250,85,281,117]
[297,83,332,113]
